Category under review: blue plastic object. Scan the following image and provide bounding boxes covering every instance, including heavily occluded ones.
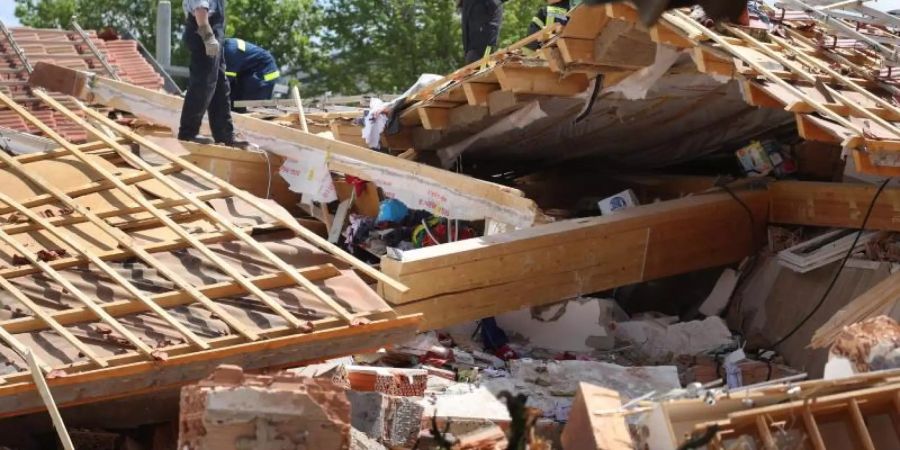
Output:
[376,199,409,224]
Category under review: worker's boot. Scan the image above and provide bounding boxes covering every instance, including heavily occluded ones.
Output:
[219,137,252,150]
[178,135,215,145]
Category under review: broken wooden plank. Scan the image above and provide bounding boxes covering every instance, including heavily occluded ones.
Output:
[417,107,451,130]
[388,191,768,328]
[811,271,900,348]
[561,383,634,450]
[462,82,499,106]
[769,180,900,232]
[0,314,421,419]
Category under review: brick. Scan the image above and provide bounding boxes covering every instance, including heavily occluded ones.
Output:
[179,366,351,450]
[337,365,428,397]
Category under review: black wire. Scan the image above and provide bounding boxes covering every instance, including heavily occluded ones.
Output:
[575,77,603,123]
[719,182,757,235]
[771,177,892,348]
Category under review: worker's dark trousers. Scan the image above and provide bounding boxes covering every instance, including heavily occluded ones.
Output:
[461,0,504,64]
[178,14,235,143]
[230,74,276,102]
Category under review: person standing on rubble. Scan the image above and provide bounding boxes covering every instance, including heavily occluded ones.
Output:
[223,38,281,108]
[459,0,508,64]
[178,0,250,149]
[525,0,577,50]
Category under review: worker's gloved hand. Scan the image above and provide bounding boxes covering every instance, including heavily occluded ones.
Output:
[197,23,220,57]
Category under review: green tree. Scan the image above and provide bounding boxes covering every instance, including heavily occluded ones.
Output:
[499,0,546,47]
[308,0,546,95]
[225,0,321,81]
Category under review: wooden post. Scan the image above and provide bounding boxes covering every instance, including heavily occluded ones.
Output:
[26,350,74,450]
[291,85,309,133]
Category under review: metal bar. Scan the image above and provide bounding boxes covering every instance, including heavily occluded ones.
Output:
[0,19,33,73]
[779,0,899,65]
[70,17,121,81]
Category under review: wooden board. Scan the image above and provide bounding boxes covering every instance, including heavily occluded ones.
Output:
[0,315,420,419]
[561,383,633,450]
[769,180,900,232]
[388,191,769,328]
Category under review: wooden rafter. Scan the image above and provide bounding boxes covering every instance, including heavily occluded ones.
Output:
[0,86,417,415]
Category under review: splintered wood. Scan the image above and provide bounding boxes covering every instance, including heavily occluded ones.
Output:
[0,89,418,418]
[379,3,900,175]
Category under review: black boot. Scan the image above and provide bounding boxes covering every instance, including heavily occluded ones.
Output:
[178,134,215,145]
[218,137,252,150]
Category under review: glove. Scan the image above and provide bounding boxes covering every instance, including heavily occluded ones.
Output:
[197,23,220,57]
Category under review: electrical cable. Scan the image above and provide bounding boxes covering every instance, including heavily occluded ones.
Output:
[718,182,757,234]
[575,77,603,123]
[771,177,892,348]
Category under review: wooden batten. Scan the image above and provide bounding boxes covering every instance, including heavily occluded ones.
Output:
[691,47,735,78]
[649,23,694,48]
[417,107,451,130]
[561,4,609,39]
[557,37,595,65]
[741,80,787,109]
[0,315,421,419]
[494,65,590,96]
[463,82,500,106]
[796,113,843,144]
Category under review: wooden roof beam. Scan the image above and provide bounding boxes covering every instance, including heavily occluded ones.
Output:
[462,82,499,106]
[417,106,451,130]
[494,65,590,96]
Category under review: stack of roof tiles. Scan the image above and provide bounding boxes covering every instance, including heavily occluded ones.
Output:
[0,26,164,143]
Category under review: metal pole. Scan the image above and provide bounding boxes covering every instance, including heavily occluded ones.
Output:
[156,0,172,68]
[0,19,32,74]
[71,17,121,81]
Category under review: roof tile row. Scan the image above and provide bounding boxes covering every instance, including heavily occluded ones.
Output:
[0,26,165,142]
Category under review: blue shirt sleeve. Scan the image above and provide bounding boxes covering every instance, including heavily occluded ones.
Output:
[183,0,214,16]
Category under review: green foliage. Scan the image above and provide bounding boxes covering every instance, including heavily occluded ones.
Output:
[499,0,546,47]
[14,0,554,95]
[308,0,547,95]
[310,0,461,95]
[224,0,321,81]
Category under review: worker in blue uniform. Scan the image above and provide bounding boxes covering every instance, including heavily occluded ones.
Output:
[223,38,281,105]
[178,0,248,148]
